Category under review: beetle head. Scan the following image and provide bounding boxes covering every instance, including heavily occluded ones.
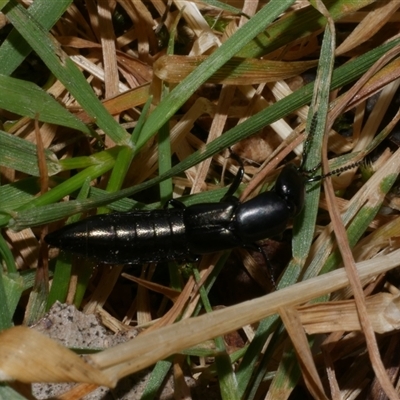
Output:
[275,164,305,217]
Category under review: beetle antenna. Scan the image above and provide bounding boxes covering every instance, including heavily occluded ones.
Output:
[300,112,318,171]
[300,112,364,182]
[306,160,364,182]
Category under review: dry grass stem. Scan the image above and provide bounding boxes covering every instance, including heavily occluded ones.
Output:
[89,250,400,381]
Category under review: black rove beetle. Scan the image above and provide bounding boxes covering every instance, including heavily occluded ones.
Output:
[45,133,358,267]
[45,161,305,265]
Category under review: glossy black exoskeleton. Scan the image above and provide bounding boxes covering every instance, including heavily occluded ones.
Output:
[45,163,305,264]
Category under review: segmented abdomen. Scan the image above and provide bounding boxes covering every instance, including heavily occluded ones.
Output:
[45,209,189,264]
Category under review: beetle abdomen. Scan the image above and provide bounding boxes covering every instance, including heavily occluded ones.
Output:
[45,209,189,264]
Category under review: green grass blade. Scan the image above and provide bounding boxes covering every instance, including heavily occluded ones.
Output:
[316,166,400,278]
[137,0,296,150]
[3,0,130,145]
[102,146,134,201]
[290,10,337,282]
[236,315,279,396]
[0,130,60,176]
[18,35,399,227]
[0,0,10,11]
[0,149,119,228]
[158,121,173,204]
[46,179,91,309]
[0,235,16,273]
[0,383,29,399]
[237,19,337,396]
[141,360,172,400]
[73,259,93,309]
[0,272,12,330]
[0,178,40,212]
[193,268,239,399]
[6,36,400,233]
[46,256,72,309]
[0,76,92,135]
[6,163,117,229]
[2,274,25,322]
[0,0,72,75]
[237,0,375,58]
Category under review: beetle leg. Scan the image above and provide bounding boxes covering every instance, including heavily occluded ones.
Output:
[164,198,186,209]
[220,150,244,202]
[244,243,277,290]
